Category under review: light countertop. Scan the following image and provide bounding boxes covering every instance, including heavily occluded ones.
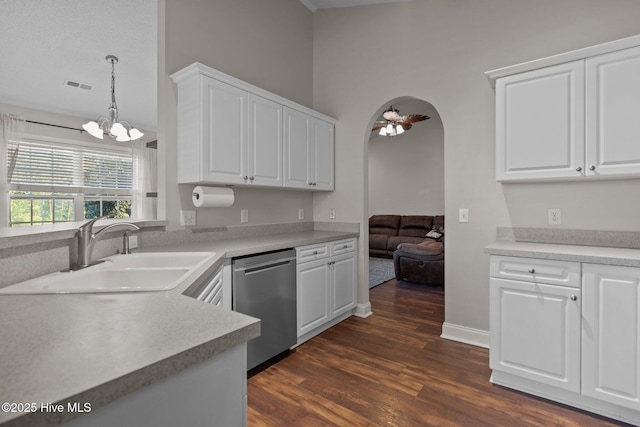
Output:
[485,240,640,267]
[0,229,357,426]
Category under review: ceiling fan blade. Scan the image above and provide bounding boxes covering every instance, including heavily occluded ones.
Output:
[371,124,385,132]
[401,114,430,125]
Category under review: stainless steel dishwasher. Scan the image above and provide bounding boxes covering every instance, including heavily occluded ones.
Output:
[232,249,296,370]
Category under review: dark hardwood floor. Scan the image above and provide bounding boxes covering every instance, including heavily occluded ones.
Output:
[247,279,629,426]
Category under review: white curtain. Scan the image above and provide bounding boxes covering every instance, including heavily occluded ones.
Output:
[132,140,157,220]
[0,114,25,227]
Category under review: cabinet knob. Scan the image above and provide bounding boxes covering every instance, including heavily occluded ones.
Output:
[570,295,578,301]
[589,165,596,171]
[528,268,535,274]
[308,182,313,186]
[312,182,317,186]
[575,166,582,172]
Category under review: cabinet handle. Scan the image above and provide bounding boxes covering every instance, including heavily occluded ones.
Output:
[308,182,313,186]
[570,295,578,301]
[244,176,248,180]
[528,268,535,274]
[575,166,582,172]
[249,176,254,181]
[589,165,596,171]
[313,250,318,255]
[312,182,317,186]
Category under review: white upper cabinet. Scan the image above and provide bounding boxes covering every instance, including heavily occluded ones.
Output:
[586,46,640,177]
[283,108,335,191]
[171,63,335,191]
[488,35,640,182]
[247,94,283,186]
[496,62,585,181]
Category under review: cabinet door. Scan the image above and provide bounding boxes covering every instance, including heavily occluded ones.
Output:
[297,259,330,337]
[495,61,585,181]
[202,77,247,184]
[582,263,640,410]
[586,46,640,177]
[331,252,357,318]
[247,94,283,186]
[490,277,581,392]
[311,118,334,191]
[283,107,312,189]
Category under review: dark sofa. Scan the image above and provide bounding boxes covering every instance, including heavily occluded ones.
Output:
[369,214,444,258]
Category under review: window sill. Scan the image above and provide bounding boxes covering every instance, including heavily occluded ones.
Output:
[0,220,167,250]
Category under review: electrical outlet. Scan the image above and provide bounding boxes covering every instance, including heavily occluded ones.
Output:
[180,210,196,226]
[298,208,304,220]
[548,208,562,225]
[459,208,469,223]
[241,209,249,223]
[128,235,139,249]
[329,208,336,219]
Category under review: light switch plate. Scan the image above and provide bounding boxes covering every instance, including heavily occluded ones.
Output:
[459,208,469,223]
[298,208,304,220]
[241,209,249,223]
[329,208,336,219]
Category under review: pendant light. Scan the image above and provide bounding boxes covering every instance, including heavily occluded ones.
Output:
[83,55,144,142]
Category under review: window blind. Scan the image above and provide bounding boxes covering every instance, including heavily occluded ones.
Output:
[7,139,137,194]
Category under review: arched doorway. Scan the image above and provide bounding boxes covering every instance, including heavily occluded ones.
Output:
[364,96,445,291]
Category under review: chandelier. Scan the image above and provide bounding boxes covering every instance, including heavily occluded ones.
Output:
[82,55,144,142]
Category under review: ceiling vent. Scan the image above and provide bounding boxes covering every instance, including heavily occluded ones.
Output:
[64,79,93,91]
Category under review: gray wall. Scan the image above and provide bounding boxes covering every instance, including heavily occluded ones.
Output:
[311,0,640,334]
[159,0,315,229]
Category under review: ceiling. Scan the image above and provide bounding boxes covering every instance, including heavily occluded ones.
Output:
[0,0,409,134]
[0,0,157,132]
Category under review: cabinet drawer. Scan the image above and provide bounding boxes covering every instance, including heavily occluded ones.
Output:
[330,238,356,256]
[296,243,329,263]
[490,256,580,288]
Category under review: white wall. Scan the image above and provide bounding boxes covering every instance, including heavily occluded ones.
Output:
[368,101,444,216]
[311,0,640,334]
[159,0,315,229]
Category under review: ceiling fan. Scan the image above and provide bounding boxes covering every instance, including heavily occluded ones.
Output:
[372,106,430,136]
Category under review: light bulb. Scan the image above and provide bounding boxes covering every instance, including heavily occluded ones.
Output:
[129,128,144,140]
[82,121,104,139]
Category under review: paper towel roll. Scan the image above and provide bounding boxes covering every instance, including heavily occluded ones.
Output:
[192,186,235,208]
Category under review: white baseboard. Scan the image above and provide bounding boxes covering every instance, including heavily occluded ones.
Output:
[354,302,372,318]
[440,322,489,348]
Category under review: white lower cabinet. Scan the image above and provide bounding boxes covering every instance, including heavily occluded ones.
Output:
[490,255,640,424]
[582,263,640,410]
[296,238,357,341]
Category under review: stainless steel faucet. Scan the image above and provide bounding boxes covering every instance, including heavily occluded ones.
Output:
[76,215,141,268]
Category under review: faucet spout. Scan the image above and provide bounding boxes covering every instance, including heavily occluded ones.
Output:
[76,216,141,269]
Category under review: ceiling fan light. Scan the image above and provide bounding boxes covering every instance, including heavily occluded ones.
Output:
[396,124,405,135]
[385,123,394,134]
[379,127,387,136]
[82,121,104,139]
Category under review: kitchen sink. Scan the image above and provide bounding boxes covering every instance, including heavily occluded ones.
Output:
[102,252,214,269]
[0,252,216,295]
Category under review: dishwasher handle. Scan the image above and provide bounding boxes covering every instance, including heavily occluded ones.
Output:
[234,256,296,274]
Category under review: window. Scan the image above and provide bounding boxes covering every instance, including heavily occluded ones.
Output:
[7,138,137,227]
